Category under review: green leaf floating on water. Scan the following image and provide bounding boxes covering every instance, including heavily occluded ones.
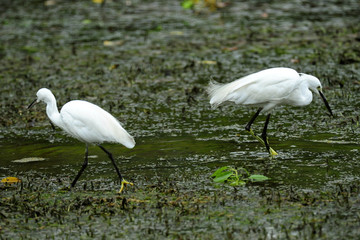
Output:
[213,172,233,183]
[248,174,270,182]
[211,166,235,183]
[181,0,194,9]
[211,166,230,177]
[212,166,269,186]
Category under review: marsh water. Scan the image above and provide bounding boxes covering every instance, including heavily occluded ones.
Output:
[1,118,359,189]
[1,0,360,239]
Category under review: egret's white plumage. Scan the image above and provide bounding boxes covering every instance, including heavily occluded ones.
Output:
[208,67,324,112]
[35,88,135,148]
[29,88,135,193]
[208,67,333,155]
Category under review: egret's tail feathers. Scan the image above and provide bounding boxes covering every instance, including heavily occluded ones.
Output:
[119,133,136,149]
[112,122,136,149]
[126,138,136,149]
[207,80,226,108]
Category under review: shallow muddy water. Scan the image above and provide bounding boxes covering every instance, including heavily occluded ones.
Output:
[1,0,360,239]
[1,127,359,190]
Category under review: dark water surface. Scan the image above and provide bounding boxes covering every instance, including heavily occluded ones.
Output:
[1,0,359,239]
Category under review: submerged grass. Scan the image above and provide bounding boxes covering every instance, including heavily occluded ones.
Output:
[1,174,360,239]
[0,0,360,238]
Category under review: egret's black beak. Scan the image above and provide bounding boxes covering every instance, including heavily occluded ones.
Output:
[28,99,37,109]
[318,91,333,117]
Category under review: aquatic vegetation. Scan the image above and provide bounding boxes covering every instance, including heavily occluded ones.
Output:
[1,175,360,239]
[212,166,269,186]
[181,0,226,12]
[0,0,359,239]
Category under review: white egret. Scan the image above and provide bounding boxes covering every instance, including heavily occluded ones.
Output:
[208,67,333,156]
[28,88,135,193]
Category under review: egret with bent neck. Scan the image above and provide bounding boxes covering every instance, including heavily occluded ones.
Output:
[28,88,135,193]
[208,67,333,155]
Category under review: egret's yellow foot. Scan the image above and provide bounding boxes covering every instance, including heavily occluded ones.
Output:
[118,179,134,194]
[269,147,278,156]
[248,129,278,156]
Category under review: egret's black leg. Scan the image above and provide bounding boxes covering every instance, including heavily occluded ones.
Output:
[261,114,271,153]
[98,145,133,193]
[71,144,89,188]
[49,121,56,130]
[245,108,262,132]
[98,145,123,182]
[245,109,278,156]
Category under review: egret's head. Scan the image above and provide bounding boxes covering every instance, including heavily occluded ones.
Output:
[36,88,54,102]
[28,88,55,109]
[300,73,322,95]
[300,73,333,117]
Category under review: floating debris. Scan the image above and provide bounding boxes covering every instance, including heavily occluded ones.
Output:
[12,157,46,163]
[170,31,184,36]
[198,60,217,65]
[103,40,124,47]
[1,177,21,184]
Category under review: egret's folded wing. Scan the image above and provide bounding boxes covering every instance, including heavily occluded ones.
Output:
[60,100,135,148]
[208,68,300,108]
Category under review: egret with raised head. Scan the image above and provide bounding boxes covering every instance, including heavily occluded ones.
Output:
[208,67,333,156]
[28,88,135,193]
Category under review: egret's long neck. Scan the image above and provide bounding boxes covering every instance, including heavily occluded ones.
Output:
[289,80,313,106]
[300,79,313,106]
[45,95,63,128]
